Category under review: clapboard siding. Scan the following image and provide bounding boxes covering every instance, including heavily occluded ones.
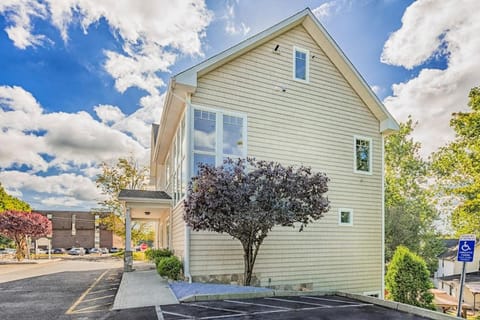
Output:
[189,25,382,293]
[171,202,185,258]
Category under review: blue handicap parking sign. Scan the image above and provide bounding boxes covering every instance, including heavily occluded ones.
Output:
[457,235,476,262]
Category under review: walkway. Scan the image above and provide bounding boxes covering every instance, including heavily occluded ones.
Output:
[112,263,178,309]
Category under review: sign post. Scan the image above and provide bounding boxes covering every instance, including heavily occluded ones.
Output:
[456,234,476,317]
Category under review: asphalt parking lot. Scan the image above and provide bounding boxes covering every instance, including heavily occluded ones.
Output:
[160,295,431,320]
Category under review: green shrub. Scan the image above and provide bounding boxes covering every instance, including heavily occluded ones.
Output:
[156,256,182,280]
[145,248,173,262]
[386,246,435,310]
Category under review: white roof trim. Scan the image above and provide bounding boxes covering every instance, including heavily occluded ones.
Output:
[173,7,398,133]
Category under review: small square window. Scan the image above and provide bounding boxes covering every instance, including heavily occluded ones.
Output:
[293,47,309,82]
[354,136,372,174]
[339,208,353,226]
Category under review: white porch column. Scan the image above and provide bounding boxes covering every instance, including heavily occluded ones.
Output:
[124,207,133,272]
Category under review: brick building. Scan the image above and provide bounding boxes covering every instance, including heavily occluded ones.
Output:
[37,211,123,249]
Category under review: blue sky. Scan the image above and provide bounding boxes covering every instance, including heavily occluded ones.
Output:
[0,0,477,210]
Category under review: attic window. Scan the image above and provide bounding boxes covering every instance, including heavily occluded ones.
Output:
[354,136,372,174]
[293,46,309,82]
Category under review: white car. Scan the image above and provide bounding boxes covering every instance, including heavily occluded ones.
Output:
[68,247,85,255]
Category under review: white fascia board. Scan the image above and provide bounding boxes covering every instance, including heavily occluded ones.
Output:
[174,8,310,88]
[380,118,400,135]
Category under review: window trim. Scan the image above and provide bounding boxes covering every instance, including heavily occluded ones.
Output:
[292,46,310,83]
[338,208,353,226]
[353,135,373,175]
[191,104,248,175]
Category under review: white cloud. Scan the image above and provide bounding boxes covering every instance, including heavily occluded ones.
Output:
[0,0,48,49]
[370,85,382,96]
[312,0,353,20]
[223,0,250,36]
[381,0,480,156]
[94,104,125,125]
[312,1,335,19]
[0,87,147,171]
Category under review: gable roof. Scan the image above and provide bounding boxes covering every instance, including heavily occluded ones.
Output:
[438,239,480,261]
[154,8,399,165]
[172,7,398,134]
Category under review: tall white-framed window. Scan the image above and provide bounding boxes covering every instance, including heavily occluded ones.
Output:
[338,208,353,226]
[192,105,247,175]
[354,136,372,174]
[293,46,309,82]
[165,113,186,206]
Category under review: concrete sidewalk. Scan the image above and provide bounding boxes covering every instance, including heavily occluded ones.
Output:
[113,266,178,310]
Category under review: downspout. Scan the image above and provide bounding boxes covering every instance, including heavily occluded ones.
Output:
[381,134,386,299]
[184,93,193,283]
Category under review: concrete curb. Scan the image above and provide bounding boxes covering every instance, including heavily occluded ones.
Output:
[337,293,460,320]
[179,289,461,319]
[180,290,274,302]
[0,258,62,265]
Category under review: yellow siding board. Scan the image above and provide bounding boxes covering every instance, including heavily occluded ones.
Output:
[189,25,382,293]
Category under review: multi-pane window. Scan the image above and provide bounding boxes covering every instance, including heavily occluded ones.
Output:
[354,136,372,174]
[165,115,186,206]
[293,47,309,82]
[339,208,353,226]
[193,110,216,175]
[193,107,246,175]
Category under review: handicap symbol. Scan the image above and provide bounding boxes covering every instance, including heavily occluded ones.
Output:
[461,242,471,252]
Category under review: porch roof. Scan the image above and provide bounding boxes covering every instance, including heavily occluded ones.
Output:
[118,189,171,202]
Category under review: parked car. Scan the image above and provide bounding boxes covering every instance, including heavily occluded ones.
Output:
[0,248,16,255]
[100,248,109,254]
[35,248,48,254]
[68,247,85,255]
[88,248,101,254]
[52,248,66,254]
[109,247,121,253]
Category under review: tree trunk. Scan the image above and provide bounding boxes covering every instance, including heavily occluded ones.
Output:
[242,240,262,286]
[14,235,27,261]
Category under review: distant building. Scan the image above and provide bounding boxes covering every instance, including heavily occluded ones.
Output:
[37,210,122,249]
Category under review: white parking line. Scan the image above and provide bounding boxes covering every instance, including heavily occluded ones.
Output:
[162,310,193,319]
[190,303,246,314]
[155,305,164,320]
[82,294,115,303]
[300,296,364,304]
[224,299,291,310]
[265,297,330,307]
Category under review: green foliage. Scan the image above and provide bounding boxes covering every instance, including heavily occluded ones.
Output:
[386,246,435,310]
[385,118,443,273]
[145,248,173,262]
[95,156,152,242]
[96,156,149,216]
[156,256,182,280]
[0,183,31,212]
[432,86,480,237]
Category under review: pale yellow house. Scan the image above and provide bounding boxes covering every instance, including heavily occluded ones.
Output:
[119,8,398,298]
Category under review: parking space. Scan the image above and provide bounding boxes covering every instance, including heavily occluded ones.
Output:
[160,295,431,320]
[65,267,122,316]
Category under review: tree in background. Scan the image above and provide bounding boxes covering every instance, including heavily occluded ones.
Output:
[386,246,435,310]
[95,156,153,244]
[184,158,330,285]
[385,118,443,273]
[0,184,31,212]
[0,211,52,261]
[432,86,480,237]
[0,183,31,248]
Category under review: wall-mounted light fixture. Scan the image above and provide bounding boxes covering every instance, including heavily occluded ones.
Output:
[273,44,280,54]
[144,211,151,216]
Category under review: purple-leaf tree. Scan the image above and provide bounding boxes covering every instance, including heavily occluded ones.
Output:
[0,211,52,261]
[184,158,330,286]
